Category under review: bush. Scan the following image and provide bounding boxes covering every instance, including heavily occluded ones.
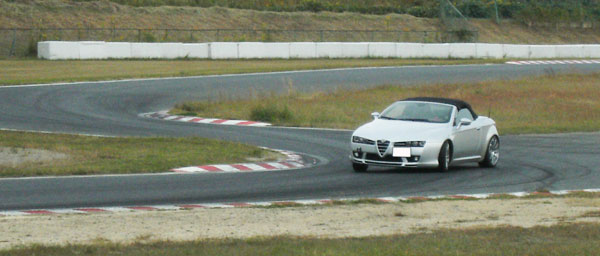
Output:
[456,0,489,18]
[250,105,293,123]
[297,0,326,12]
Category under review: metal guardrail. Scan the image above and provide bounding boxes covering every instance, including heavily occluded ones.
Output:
[0,28,479,57]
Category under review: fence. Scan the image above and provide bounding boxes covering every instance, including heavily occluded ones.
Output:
[0,28,478,58]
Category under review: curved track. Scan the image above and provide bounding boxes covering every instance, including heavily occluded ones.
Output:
[1,63,599,211]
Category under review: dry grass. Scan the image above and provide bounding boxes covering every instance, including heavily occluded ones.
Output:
[3,223,600,256]
[0,59,503,85]
[0,130,277,177]
[173,73,600,134]
[3,0,600,44]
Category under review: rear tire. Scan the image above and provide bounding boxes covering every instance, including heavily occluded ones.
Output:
[479,136,500,168]
[438,141,451,172]
[352,163,368,172]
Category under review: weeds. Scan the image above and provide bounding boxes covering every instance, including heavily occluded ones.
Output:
[172,73,600,133]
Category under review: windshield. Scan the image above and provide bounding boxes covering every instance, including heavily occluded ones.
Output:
[379,101,453,123]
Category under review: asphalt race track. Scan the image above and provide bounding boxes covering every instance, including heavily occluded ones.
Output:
[1,63,599,211]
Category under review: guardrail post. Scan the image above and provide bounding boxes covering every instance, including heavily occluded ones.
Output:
[216,29,220,41]
[138,29,141,42]
[320,30,324,42]
[9,29,17,56]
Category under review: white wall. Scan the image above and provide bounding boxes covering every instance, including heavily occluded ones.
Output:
[290,42,317,58]
[316,42,344,58]
[529,45,557,59]
[181,43,209,58]
[449,43,477,58]
[583,45,600,58]
[502,44,530,58]
[476,43,503,59]
[209,42,238,59]
[38,41,600,60]
[368,43,396,58]
[238,42,290,59]
[105,42,132,59]
[396,43,423,58]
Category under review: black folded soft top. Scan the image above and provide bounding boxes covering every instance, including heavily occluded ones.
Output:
[401,97,477,118]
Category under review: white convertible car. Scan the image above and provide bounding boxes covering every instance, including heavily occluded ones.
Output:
[350,97,499,172]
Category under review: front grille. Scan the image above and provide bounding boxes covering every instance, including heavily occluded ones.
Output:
[364,153,420,163]
[376,140,390,156]
[365,153,403,162]
[393,142,409,147]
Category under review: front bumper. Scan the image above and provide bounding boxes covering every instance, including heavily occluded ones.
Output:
[349,141,442,168]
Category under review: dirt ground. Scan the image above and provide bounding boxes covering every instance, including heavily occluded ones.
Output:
[0,147,67,167]
[1,197,599,249]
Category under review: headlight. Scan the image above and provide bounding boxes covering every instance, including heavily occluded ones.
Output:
[352,136,375,145]
[410,141,426,147]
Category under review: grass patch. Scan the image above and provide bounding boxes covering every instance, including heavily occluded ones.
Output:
[3,223,600,256]
[0,130,277,177]
[172,73,600,134]
[0,59,504,86]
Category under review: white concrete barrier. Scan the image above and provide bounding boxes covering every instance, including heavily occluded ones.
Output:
[131,43,163,59]
[582,45,600,58]
[158,43,184,59]
[555,45,583,59]
[449,43,477,58]
[238,42,290,59]
[38,41,600,60]
[529,45,556,59]
[79,41,106,59]
[290,42,317,58]
[316,42,344,58]
[476,43,503,59]
[181,43,209,58]
[422,43,450,58]
[396,43,423,58]
[38,41,80,60]
[37,41,51,59]
[105,42,132,59]
[210,42,238,59]
[502,44,530,58]
[368,43,396,58]
[341,43,369,58]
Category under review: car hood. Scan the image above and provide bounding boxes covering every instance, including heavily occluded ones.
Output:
[353,119,450,142]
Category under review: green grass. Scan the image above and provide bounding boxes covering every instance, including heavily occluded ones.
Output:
[0,130,277,177]
[0,59,505,86]
[3,223,600,256]
[172,73,600,134]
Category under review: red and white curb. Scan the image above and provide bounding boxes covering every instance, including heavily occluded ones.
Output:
[170,148,308,173]
[506,60,600,65]
[140,111,271,127]
[2,188,599,217]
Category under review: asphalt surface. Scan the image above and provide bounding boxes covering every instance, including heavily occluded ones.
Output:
[1,63,599,211]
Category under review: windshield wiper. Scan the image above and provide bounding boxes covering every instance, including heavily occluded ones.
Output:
[398,118,431,122]
[379,116,398,120]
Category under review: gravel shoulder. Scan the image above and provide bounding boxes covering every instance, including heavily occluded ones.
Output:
[2,197,599,249]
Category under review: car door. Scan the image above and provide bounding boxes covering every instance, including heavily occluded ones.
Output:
[452,109,481,159]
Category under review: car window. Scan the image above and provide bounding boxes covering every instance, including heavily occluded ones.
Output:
[455,108,474,125]
[380,102,453,123]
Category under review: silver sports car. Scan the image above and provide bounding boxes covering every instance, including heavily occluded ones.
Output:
[350,97,499,172]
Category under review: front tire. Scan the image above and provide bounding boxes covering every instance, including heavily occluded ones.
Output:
[438,141,451,172]
[352,163,368,172]
[479,136,500,168]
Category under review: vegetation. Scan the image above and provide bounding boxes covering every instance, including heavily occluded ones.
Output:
[3,223,600,255]
[0,59,504,86]
[172,73,600,134]
[68,0,600,24]
[0,130,278,177]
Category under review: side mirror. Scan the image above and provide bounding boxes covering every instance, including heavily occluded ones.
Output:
[371,112,380,119]
[458,118,472,128]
